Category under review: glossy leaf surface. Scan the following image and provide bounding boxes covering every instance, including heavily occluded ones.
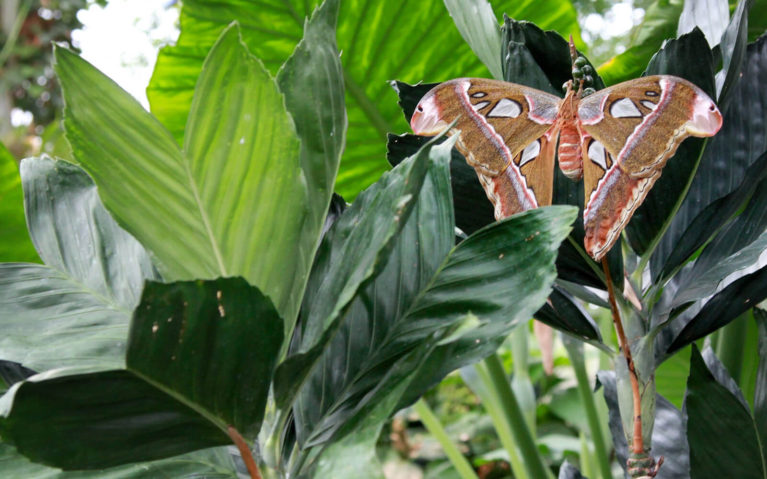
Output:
[0,158,156,372]
[0,278,282,469]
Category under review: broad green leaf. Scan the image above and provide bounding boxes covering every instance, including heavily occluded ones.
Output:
[0,278,282,469]
[686,344,766,479]
[0,142,38,263]
[623,28,715,259]
[655,345,692,408]
[273,135,441,409]
[444,0,504,80]
[0,157,157,372]
[598,0,684,85]
[0,443,239,478]
[597,371,690,478]
[56,27,310,329]
[677,0,729,47]
[397,205,577,407]
[146,0,582,199]
[293,138,455,448]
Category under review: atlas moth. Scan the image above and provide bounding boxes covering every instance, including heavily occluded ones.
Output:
[410,43,722,261]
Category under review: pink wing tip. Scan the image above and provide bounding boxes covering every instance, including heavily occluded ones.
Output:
[410,94,447,136]
[688,93,723,136]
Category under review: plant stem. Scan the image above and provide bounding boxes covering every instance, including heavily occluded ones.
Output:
[564,339,614,479]
[473,362,529,479]
[483,354,552,479]
[602,259,643,456]
[715,310,750,382]
[228,426,263,479]
[414,399,478,479]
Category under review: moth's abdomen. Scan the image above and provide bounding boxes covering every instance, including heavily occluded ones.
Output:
[558,124,583,181]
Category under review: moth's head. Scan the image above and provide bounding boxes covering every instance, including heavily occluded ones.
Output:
[411,90,449,136]
[687,93,723,137]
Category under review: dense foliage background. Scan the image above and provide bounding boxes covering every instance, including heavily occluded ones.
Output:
[1,1,767,478]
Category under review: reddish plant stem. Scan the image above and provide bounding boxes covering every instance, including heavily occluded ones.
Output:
[228,426,263,479]
[602,259,644,455]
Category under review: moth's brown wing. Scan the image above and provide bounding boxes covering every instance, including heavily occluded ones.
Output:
[411,78,561,215]
[576,75,723,260]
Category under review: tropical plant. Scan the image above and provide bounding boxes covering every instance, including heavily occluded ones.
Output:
[1,0,767,478]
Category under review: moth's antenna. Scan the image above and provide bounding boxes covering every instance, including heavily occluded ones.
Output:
[568,35,577,65]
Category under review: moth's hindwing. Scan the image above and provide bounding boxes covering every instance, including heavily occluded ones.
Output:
[577,75,722,260]
[411,78,560,217]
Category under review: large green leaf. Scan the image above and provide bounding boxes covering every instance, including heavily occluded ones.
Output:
[0,278,282,469]
[292,138,455,449]
[145,0,582,199]
[273,135,441,409]
[56,26,312,329]
[0,157,157,372]
[597,0,684,85]
[0,142,38,263]
[397,205,577,408]
[686,344,766,479]
[0,443,239,478]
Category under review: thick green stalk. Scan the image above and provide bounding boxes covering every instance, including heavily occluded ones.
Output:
[564,339,614,479]
[473,362,529,479]
[715,310,750,382]
[483,354,552,479]
[414,399,478,479]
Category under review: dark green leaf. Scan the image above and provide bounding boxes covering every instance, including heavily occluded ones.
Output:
[597,371,689,478]
[597,0,684,86]
[717,0,753,112]
[0,369,230,469]
[0,442,239,478]
[273,136,441,409]
[658,151,767,281]
[0,278,282,469]
[386,132,494,235]
[534,286,602,343]
[126,278,283,438]
[755,309,767,462]
[0,157,156,372]
[0,361,34,389]
[622,28,715,259]
[702,346,750,408]
[391,81,440,124]
[293,135,455,448]
[397,205,577,406]
[664,178,767,311]
[667,267,767,353]
[686,344,765,479]
[0,143,38,263]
